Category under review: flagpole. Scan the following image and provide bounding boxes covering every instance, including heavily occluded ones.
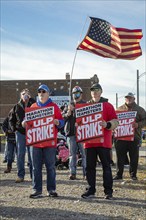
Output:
[69,49,78,101]
[69,16,89,102]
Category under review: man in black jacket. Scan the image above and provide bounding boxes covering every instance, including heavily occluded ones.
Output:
[9,88,35,183]
[2,109,16,173]
[63,86,86,180]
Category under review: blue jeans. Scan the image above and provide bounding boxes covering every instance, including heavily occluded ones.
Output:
[16,131,28,179]
[3,143,8,161]
[30,146,57,193]
[26,146,33,179]
[7,141,16,166]
[67,136,86,176]
[26,146,32,179]
[4,142,16,162]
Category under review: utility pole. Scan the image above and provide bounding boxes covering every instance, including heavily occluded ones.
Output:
[116,93,118,109]
[137,69,139,105]
[137,70,146,106]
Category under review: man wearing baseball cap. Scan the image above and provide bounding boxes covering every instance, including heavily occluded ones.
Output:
[81,83,119,200]
[113,92,146,181]
[26,84,64,198]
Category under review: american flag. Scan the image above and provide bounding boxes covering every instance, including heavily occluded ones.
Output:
[77,17,143,60]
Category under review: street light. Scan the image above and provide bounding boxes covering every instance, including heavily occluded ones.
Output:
[137,70,146,106]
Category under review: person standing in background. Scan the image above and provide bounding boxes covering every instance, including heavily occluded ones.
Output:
[2,109,16,173]
[113,92,146,181]
[9,89,35,183]
[63,86,86,180]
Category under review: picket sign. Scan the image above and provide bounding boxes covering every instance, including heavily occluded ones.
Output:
[114,111,137,141]
[75,103,104,143]
[25,106,56,146]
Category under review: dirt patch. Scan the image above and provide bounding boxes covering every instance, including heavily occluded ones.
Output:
[0,154,146,220]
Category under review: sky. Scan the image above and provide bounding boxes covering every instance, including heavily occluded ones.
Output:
[1,0,146,108]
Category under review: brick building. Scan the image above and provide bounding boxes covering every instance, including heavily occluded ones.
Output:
[0,73,99,123]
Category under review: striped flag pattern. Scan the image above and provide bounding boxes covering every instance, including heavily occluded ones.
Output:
[77,17,143,60]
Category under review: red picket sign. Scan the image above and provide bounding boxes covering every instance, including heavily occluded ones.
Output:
[75,103,104,143]
[114,111,137,141]
[25,106,56,147]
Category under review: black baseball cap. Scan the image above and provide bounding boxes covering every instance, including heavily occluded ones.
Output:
[90,83,102,91]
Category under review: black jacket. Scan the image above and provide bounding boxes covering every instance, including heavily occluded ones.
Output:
[2,116,16,143]
[9,98,35,134]
[63,100,86,136]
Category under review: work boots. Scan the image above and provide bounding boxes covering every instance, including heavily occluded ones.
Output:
[4,165,12,173]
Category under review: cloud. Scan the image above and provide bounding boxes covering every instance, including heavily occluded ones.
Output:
[1,41,72,79]
[1,40,146,108]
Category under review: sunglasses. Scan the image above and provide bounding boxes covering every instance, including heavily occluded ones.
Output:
[38,90,46,94]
